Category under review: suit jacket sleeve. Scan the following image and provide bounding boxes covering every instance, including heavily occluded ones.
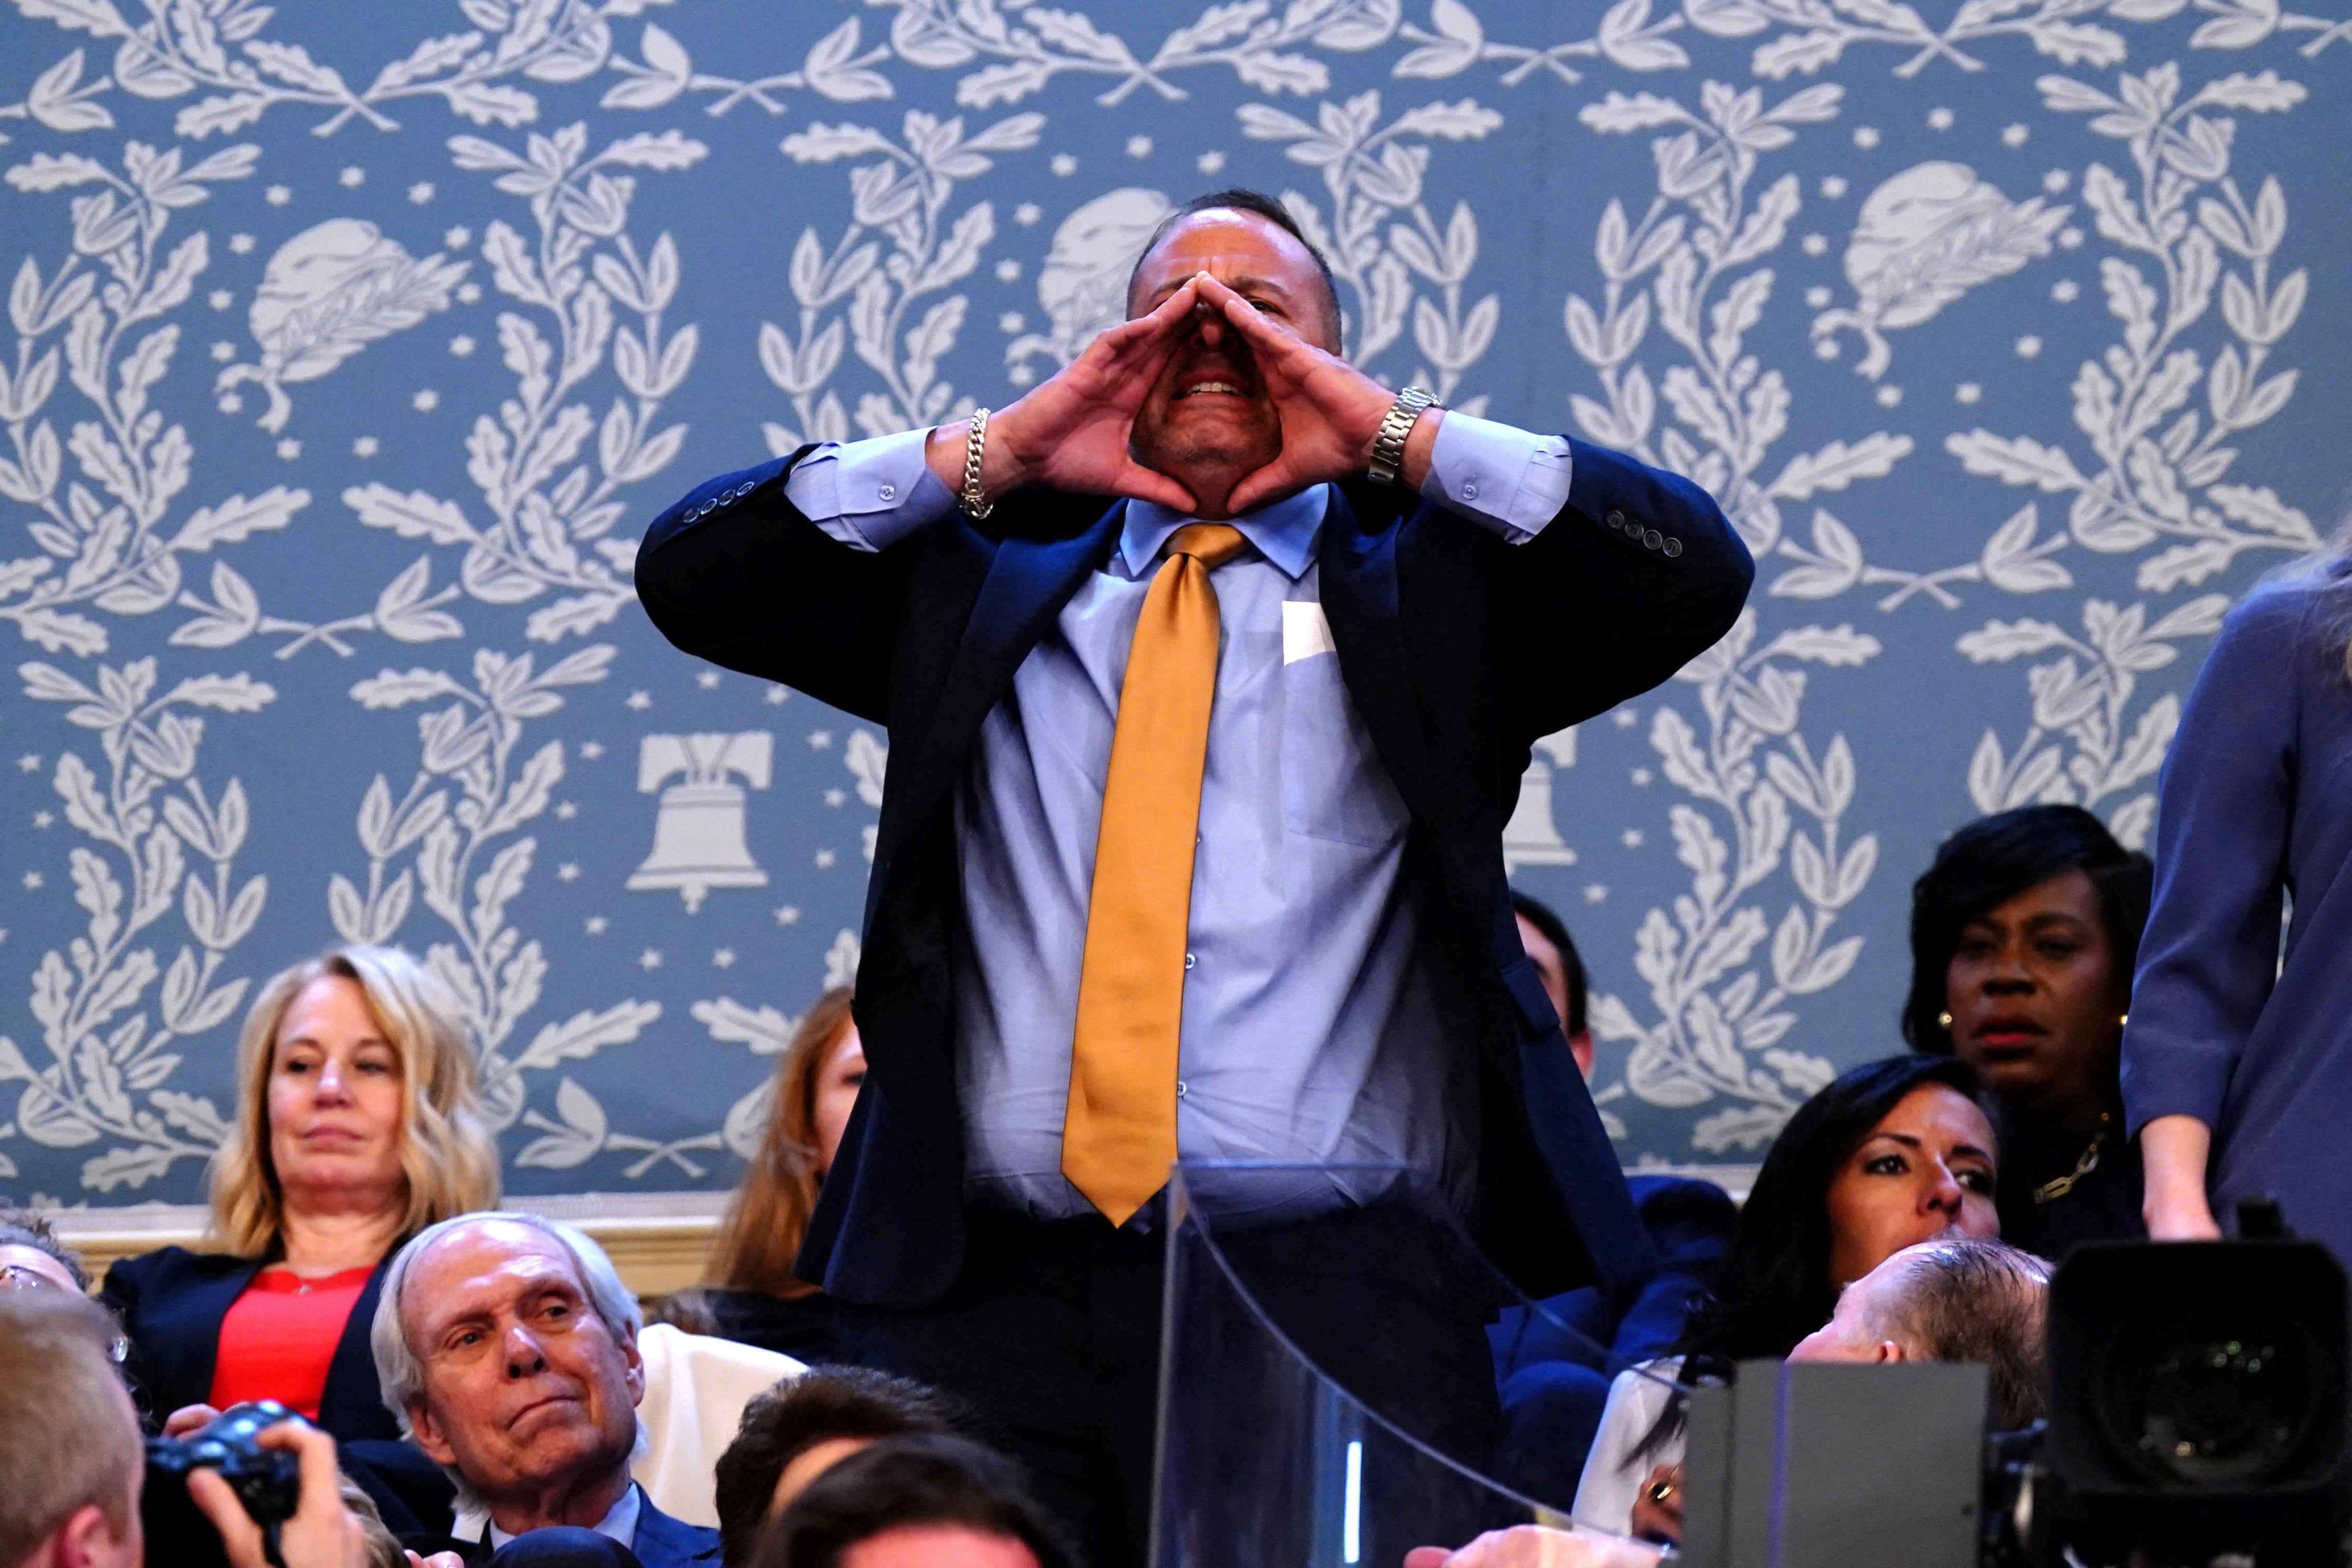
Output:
[1483,436,1755,748]
[1609,1177,1736,1365]
[635,448,914,723]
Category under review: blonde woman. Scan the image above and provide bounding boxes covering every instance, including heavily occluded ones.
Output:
[677,987,862,1360]
[99,945,498,1452]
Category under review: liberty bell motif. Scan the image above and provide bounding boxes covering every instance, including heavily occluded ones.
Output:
[627,732,774,912]
[1502,727,1580,874]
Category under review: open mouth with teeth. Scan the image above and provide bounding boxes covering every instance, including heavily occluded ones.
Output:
[1173,379,1250,399]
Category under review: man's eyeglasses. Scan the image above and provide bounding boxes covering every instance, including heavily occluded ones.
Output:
[1,1262,132,1363]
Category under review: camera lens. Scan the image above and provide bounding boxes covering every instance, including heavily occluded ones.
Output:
[2100,1304,2315,1486]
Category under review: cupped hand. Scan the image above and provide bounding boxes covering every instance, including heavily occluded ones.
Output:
[186,1417,367,1568]
[164,1402,223,1439]
[973,279,1202,512]
[1192,273,1404,515]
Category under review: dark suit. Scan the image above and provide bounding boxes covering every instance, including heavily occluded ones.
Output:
[402,1489,718,1567]
[100,1245,453,1532]
[637,434,1752,1560]
[1486,1174,1736,1505]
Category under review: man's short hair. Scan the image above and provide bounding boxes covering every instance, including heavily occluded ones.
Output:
[714,1367,983,1568]
[0,1208,92,1292]
[371,1211,644,1437]
[1872,1237,2050,1430]
[0,1291,139,1565]
[754,1434,1075,1568]
[1510,890,1587,1037]
[1124,188,1344,350]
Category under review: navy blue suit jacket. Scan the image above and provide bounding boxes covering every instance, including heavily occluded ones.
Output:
[1488,1173,1736,1377]
[637,437,1753,1308]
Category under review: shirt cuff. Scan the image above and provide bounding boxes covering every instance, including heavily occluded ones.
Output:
[784,426,957,552]
[1418,411,1574,544]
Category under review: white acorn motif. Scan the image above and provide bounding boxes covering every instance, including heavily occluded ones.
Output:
[215,218,471,432]
[1810,162,2070,380]
[1004,188,1173,377]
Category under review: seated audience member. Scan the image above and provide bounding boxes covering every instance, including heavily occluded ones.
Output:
[0,1288,372,1568]
[754,1435,1074,1568]
[101,946,499,1453]
[1488,895,1736,1504]
[1574,1055,1999,1538]
[1787,1236,2048,1423]
[1906,805,2153,1259]
[714,1367,984,1567]
[1409,1236,2051,1567]
[1,1206,94,1293]
[661,989,861,1363]
[372,1212,720,1567]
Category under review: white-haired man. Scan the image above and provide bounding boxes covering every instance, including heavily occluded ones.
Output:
[371,1213,718,1567]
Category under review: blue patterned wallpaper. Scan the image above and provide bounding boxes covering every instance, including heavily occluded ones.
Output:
[2,0,2345,1203]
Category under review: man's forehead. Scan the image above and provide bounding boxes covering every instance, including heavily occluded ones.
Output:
[411,1221,581,1314]
[1135,208,1314,285]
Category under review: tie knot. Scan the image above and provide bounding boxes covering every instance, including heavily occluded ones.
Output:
[1163,522,1249,571]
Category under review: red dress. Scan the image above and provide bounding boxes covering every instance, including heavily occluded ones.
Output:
[208,1264,374,1419]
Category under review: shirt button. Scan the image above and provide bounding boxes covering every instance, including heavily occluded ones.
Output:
[1461,480,1479,500]
[1663,537,1683,557]
[1644,528,1664,550]
[1607,509,1626,529]
[878,483,896,502]
[1183,952,1196,971]
[1175,1080,1189,1099]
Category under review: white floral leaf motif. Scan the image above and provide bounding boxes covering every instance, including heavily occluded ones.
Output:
[514,1000,662,1071]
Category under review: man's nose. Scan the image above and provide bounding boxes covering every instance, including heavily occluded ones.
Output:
[504,1326,546,1379]
[1190,297,1227,348]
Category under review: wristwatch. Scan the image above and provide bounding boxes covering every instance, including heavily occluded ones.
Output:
[1366,385,1439,488]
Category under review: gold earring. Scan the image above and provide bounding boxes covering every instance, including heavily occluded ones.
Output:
[2119,1013,2129,1027]
[1937,1011,1953,1029]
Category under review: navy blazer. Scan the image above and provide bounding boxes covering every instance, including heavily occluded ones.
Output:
[1488,1173,1737,1377]
[100,1244,400,1441]
[637,437,1754,1307]
[408,1491,720,1567]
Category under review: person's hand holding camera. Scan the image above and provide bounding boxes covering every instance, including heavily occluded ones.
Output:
[184,1417,367,1568]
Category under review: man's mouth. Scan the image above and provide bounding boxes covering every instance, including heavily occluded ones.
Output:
[1174,380,1246,399]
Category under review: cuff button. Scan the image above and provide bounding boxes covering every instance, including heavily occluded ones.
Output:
[1663,537,1683,557]
[1643,528,1663,550]
[1606,509,1627,529]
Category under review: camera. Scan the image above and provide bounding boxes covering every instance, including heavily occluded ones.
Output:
[1685,1203,2352,1568]
[142,1401,303,1568]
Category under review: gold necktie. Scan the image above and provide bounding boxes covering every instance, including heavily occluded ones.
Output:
[1063,522,1250,1224]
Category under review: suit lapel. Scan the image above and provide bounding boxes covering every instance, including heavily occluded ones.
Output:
[1318,486,1445,828]
[895,500,1126,842]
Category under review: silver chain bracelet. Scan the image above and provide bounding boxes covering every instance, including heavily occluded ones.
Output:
[958,407,994,520]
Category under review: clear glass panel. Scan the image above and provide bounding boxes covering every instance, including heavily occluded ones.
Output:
[1151,1161,1674,1567]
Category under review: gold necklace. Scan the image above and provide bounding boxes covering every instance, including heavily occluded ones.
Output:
[2031,1112,2111,1204]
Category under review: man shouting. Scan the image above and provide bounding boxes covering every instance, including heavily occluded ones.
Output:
[638,189,1753,1565]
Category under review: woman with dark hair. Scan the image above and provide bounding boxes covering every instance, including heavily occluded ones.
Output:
[1572,1055,1999,1538]
[1904,805,2152,1260]
[2121,540,2352,1260]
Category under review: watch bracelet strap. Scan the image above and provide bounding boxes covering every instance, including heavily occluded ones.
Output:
[959,407,994,520]
[1366,385,1437,487]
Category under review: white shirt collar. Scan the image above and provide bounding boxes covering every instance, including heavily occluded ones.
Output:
[460,1479,643,1551]
[1119,482,1328,581]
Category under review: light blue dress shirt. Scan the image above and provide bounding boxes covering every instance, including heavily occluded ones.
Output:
[463,1477,642,1550]
[788,414,1572,1221]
